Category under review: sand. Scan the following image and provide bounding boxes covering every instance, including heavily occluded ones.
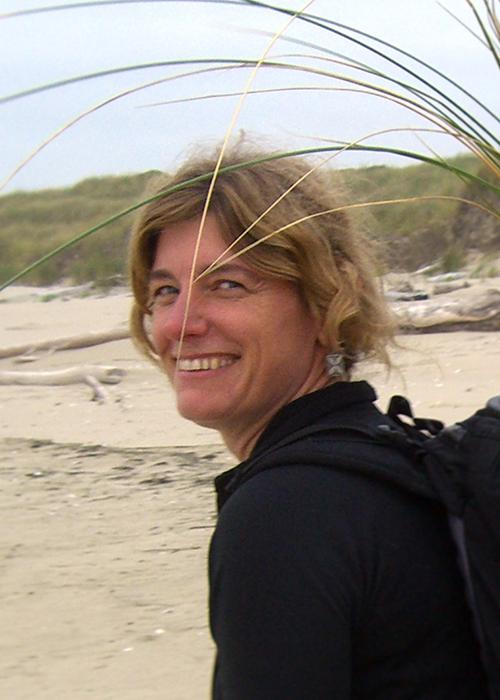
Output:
[1,285,499,699]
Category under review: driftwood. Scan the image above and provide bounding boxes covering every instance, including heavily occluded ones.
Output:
[0,328,130,360]
[0,365,126,403]
[393,288,500,332]
[432,281,470,296]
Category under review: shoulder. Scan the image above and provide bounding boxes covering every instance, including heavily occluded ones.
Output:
[216,458,439,538]
[212,459,455,589]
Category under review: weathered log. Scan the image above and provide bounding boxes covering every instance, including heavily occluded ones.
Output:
[393,288,500,332]
[432,281,470,296]
[0,365,126,403]
[0,365,125,386]
[0,328,130,360]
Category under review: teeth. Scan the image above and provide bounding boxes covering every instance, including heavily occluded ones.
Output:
[177,357,235,372]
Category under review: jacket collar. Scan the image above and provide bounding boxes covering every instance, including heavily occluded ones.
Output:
[214,381,377,510]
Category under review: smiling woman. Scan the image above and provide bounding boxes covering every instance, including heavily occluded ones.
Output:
[128,144,394,452]
[126,142,488,700]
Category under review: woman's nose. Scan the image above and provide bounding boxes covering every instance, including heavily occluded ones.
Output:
[155,290,209,341]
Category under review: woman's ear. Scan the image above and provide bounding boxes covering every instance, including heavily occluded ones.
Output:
[307,300,329,349]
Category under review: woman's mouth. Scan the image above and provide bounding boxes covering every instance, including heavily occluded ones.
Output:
[176,356,238,372]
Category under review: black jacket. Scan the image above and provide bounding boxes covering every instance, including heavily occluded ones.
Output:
[210,381,488,699]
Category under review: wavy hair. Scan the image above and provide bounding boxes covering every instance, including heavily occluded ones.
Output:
[128,144,395,373]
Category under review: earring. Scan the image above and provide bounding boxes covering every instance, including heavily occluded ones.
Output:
[325,352,346,379]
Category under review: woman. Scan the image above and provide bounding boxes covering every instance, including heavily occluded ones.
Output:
[128,145,487,699]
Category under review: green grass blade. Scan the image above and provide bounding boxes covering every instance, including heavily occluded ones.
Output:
[0,58,261,105]
[465,0,500,68]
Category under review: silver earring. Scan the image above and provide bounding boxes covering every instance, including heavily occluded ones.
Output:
[326,352,346,378]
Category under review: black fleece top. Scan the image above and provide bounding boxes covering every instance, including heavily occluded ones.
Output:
[209,381,488,699]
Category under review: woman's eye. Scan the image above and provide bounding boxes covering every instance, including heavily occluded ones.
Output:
[216,279,243,291]
[149,285,178,308]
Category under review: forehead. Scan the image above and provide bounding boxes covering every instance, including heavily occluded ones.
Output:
[151,214,246,277]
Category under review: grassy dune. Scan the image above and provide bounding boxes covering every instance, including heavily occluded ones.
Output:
[1,154,497,286]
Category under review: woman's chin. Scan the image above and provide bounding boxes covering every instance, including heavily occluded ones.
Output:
[176,397,228,430]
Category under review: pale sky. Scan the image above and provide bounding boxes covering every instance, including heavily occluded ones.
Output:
[1,0,498,192]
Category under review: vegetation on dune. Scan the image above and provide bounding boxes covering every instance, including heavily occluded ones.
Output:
[343,153,499,270]
[1,153,497,287]
[0,172,156,286]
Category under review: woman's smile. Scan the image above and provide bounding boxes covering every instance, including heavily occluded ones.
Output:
[176,355,239,372]
[150,213,329,456]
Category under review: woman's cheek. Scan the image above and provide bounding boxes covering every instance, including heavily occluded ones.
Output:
[149,318,165,355]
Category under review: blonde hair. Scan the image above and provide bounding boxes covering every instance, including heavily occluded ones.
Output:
[128,144,395,373]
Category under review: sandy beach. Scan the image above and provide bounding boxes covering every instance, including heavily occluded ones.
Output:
[1,284,499,699]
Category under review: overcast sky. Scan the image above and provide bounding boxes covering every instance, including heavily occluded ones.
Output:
[1,0,498,192]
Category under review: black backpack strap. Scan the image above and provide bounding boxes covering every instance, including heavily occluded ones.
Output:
[221,412,436,505]
[387,394,444,436]
[222,422,377,494]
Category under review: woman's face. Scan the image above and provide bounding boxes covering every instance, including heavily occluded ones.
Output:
[149,213,329,454]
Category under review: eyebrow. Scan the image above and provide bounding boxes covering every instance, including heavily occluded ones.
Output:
[148,269,174,283]
[148,262,251,284]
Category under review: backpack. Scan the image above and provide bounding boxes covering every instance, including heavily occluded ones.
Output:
[383,395,500,700]
[227,395,500,700]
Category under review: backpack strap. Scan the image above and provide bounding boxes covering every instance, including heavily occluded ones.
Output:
[387,394,444,437]
[220,413,436,507]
